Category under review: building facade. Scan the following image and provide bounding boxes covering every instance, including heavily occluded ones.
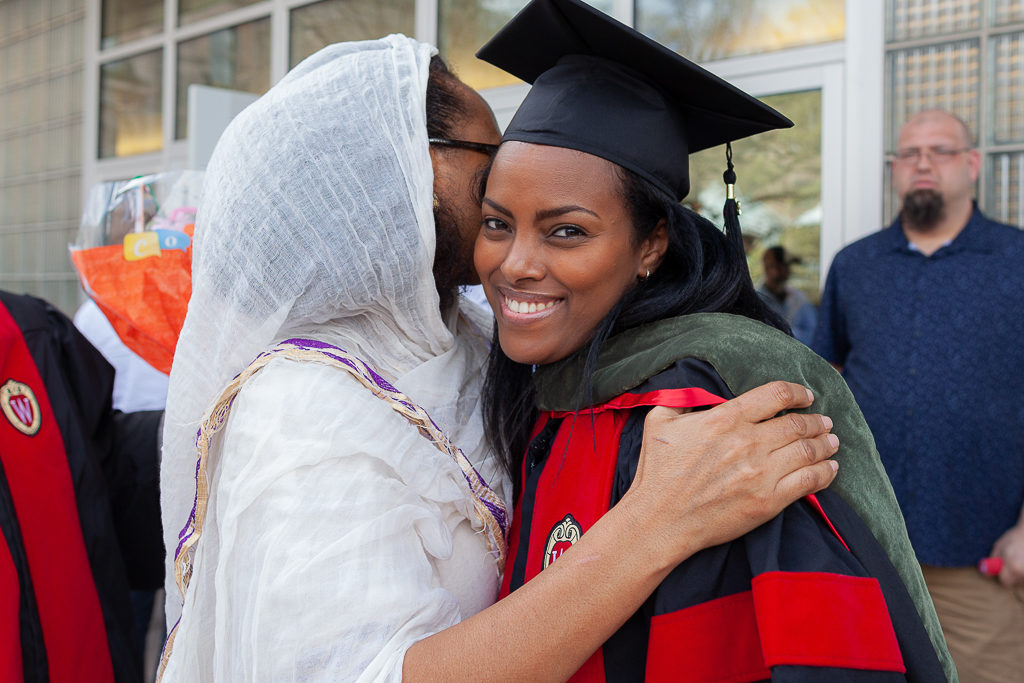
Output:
[0,0,1021,313]
[1,0,86,308]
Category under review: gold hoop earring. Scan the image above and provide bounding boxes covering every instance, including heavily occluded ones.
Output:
[432,193,440,210]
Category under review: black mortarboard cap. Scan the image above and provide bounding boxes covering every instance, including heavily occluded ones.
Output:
[476,0,793,201]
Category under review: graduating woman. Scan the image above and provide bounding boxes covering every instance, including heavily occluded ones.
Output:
[158,33,841,682]
[475,1,956,680]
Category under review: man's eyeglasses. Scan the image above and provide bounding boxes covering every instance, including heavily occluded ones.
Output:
[428,138,499,156]
[889,146,972,165]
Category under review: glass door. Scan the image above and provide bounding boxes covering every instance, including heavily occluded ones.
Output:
[687,88,824,304]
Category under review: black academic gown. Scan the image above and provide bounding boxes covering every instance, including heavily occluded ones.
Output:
[500,314,952,683]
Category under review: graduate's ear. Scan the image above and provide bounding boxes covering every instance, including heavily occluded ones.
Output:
[638,219,668,279]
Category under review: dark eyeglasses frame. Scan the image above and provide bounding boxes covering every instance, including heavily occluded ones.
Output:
[428,137,500,156]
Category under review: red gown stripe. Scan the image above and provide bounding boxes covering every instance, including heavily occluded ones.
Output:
[520,410,632,683]
[510,390,729,681]
[646,572,904,680]
[752,571,905,672]
[647,590,770,682]
[522,411,628,580]
[0,304,114,682]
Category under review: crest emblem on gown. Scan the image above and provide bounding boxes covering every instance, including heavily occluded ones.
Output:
[1,380,41,436]
[543,513,582,569]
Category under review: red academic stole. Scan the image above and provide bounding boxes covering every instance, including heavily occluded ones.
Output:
[500,388,727,682]
[0,302,113,682]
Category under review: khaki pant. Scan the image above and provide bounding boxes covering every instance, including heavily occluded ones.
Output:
[921,565,1024,683]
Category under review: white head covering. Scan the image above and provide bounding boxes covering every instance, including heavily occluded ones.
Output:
[160,35,495,628]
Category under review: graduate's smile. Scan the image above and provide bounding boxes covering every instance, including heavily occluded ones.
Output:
[499,289,563,321]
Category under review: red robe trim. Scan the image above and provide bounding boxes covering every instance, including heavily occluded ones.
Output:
[646,572,905,681]
[503,388,724,682]
[547,387,727,417]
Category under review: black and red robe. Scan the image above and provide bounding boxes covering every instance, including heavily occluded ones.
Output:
[0,291,163,682]
[500,313,953,682]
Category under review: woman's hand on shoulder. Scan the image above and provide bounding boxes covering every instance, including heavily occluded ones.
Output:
[623,381,839,568]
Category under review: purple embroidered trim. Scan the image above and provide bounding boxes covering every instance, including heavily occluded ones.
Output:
[482,499,508,531]
[174,456,202,559]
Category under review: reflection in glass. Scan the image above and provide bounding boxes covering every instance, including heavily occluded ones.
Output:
[885,40,979,150]
[99,49,163,158]
[988,152,1024,227]
[179,0,262,26]
[687,89,822,302]
[885,0,979,42]
[101,0,163,49]
[636,0,844,63]
[989,32,1024,145]
[437,0,612,90]
[289,0,413,69]
[176,19,270,140]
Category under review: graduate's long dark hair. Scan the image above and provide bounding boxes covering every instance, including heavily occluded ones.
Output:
[482,164,791,495]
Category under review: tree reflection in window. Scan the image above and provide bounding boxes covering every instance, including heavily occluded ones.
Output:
[636,0,844,63]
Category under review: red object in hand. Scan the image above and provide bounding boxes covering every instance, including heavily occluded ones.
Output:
[978,557,1003,576]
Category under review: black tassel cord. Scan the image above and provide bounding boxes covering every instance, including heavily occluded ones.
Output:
[721,142,751,276]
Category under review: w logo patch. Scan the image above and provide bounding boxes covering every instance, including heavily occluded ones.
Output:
[543,513,582,569]
[1,380,41,436]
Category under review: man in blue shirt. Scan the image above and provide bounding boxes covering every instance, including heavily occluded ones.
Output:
[814,109,1024,682]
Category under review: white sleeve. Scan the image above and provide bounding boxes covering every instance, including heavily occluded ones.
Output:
[163,358,496,682]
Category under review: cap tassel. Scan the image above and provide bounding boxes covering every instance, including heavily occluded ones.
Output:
[722,142,749,273]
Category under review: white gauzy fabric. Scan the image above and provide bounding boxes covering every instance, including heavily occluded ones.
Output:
[160,35,510,681]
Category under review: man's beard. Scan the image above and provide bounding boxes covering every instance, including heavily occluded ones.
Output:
[432,202,472,314]
[901,188,945,231]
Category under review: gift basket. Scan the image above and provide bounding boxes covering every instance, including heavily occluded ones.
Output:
[70,171,203,374]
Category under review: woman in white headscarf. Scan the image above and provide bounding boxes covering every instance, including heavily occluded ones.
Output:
[159,35,839,682]
[159,34,509,680]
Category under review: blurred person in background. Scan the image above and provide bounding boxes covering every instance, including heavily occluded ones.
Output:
[0,289,163,682]
[758,245,817,346]
[813,109,1024,682]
